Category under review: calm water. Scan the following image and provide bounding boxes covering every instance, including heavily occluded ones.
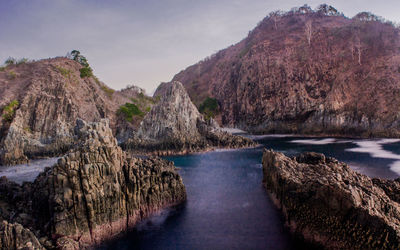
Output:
[101,135,400,250]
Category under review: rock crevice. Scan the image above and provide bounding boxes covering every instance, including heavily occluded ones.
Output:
[0,119,186,249]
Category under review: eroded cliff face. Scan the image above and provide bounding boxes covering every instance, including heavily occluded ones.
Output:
[173,8,400,137]
[138,81,203,142]
[0,119,186,249]
[0,58,150,165]
[122,81,255,154]
[262,149,400,249]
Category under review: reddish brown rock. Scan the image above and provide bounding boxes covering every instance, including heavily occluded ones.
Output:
[122,81,255,155]
[173,6,400,137]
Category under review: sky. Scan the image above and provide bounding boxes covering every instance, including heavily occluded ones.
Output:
[1,1,399,93]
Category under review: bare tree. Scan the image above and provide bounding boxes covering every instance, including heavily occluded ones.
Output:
[350,42,355,60]
[305,20,312,46]
[355,37,362,65]
[269,11,281,30]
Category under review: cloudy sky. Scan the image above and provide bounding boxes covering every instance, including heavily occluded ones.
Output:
[1,0,399,93]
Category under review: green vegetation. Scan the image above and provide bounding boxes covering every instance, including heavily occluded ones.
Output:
[79,67,93,78]
[117,103,144,122]
[101,85,115,99]
[68,50,94,79]
[0,66,5,72]
[4,57,16,66]
[16,58,29,65]
[199,97,219,120]
[56,66,72,78]
[7,70,16,79]
[4,57,30,66]
[117,91,156,122]
[2,100,19,122]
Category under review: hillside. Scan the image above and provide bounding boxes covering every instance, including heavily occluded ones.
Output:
[0,56,253,165]
[173,5,400,137]
[0,57,147,164]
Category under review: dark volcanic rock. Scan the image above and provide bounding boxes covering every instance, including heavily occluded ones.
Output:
[262,149,400,249]
[0,119,186,249]
[122,81,255,155]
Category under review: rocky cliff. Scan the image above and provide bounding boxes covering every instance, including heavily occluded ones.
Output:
[0,119,186,249]
[173,5,400,137]
[122,81,255,155]
[0,57,141,165]
[0,57,250,165]
[262,149,400,249]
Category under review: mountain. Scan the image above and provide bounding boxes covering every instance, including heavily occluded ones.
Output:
[0,57,253,165]
[173,5,400,137]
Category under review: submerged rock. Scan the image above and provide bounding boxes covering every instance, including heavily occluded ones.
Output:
[262,149,400,249]
[0,119,186,248]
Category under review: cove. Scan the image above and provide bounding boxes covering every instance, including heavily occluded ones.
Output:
[101,135,400,249]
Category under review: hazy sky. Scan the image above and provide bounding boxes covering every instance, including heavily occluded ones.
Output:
[1,1,399,93]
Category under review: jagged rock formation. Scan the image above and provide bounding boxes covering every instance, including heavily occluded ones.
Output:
[0,58,248,165]
[0,119,186,248]
[262,149,400,249]
[173,5,400,137]
[0,57,140,165]
[122,81,255,155]
[138,81,203,142]
[0,221,45,250]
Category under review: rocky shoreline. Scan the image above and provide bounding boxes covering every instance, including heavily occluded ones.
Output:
[262,149,400,249]
[0,119,186,249]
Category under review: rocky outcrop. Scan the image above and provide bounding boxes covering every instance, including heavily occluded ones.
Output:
[262,149,400,249]
[174,5,400,137]
[0,58,147,165]
[122,81,255,155]
[0,221,45,250]
[138,81,203,143]
[0,119,186,248]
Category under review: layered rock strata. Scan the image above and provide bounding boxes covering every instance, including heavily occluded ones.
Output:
[0,119,186,249]
[122,81,255,155]
[262,149,400,249]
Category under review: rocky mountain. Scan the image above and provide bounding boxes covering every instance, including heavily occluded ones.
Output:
[0,57,137,165]
[262,149,400,249]
[0,119,186,249]
[0,57,253,165]
[122,81,255,155]
[173,5,400,137]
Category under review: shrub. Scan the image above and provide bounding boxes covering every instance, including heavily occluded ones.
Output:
[56,66,71,77]
[199,97,219,120]
[80,66,93,78]
[7,70,16,79]
[0,66,5,72]
[2,100,19,122]
[117,103,144,122]
[4,57,16,66]
[16,58,29,65]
